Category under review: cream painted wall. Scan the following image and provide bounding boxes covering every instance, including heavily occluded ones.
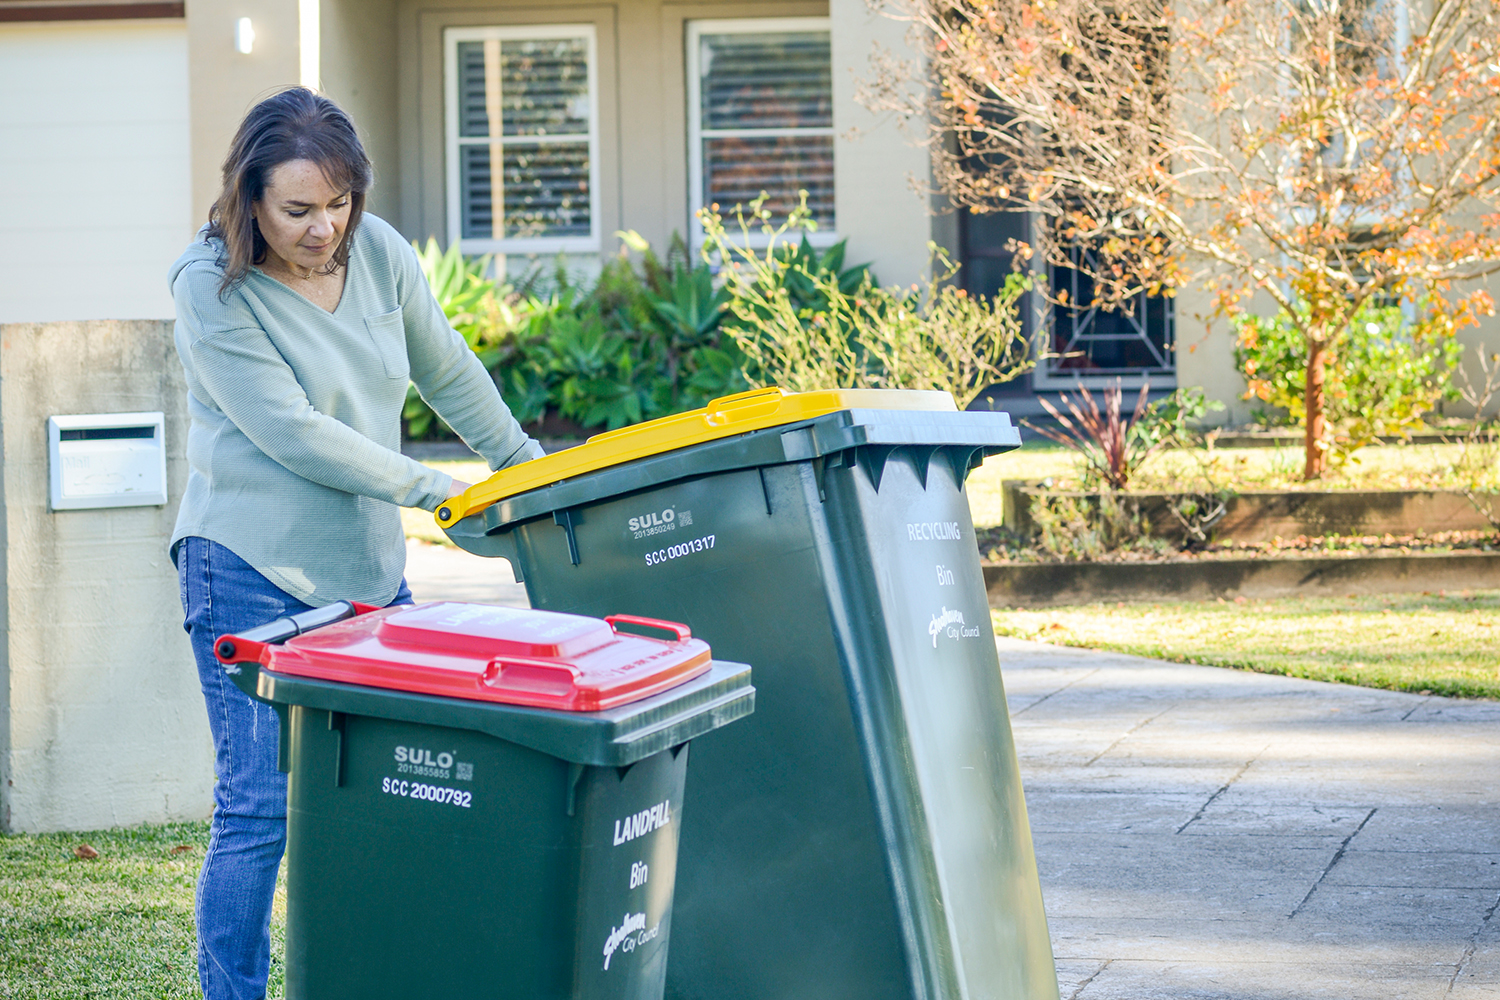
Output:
[1,320,210,834]
[1436,198,1500,416]
[319,0,401,222]
[185,0,311,229]
[829,0,932,288]
[390,0,829,262]
[1173,279,1258,426]
[1451,305,1500,418]
[0,20,190,323]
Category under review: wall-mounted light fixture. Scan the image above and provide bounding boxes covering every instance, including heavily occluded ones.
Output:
[235,17,255,54]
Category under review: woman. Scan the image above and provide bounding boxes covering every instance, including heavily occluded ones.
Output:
[169,87,540,1000]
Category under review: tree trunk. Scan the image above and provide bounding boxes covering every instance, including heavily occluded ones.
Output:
[1303,338,1328,480]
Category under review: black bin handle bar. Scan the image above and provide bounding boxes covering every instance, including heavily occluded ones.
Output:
[215,600,363,664]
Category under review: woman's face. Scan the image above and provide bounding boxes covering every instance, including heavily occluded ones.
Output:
[252,159,352,273]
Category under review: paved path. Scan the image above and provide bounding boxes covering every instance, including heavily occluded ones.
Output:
[1003,638,1500,1000]
[404,539,528,607]
[405,541,1500,999]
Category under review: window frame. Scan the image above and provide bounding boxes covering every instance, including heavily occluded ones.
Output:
[443,23,602,255]
[1031,282,1177,390]
[685,16,837,249]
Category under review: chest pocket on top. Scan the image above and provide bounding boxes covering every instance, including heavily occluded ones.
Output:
[364,308,410,381]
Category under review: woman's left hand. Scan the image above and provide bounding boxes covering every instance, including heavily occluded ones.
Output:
[447,479,472,499]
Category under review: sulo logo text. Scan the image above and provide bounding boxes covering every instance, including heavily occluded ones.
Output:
[628,508,675,533]
[395,746,454,769]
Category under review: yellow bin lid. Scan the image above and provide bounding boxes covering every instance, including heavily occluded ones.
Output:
[436,387,956,526]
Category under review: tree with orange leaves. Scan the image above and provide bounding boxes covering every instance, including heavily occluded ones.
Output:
[863,0,1500,477]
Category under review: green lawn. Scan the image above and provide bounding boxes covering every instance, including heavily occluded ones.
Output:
[993,590,1500,700]
[0,821,286,999]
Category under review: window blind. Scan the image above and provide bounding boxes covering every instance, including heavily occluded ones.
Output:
[694,28,834,230]
[700,33,832,131]
[450,33,594,245]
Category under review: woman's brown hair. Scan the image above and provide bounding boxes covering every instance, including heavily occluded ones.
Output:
[206,87,373,295]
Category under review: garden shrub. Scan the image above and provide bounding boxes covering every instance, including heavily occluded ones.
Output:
[409,196,1033,439]
[1027,380,1222,491]
[405,234,754,438]
[699,194,1033,407]
[1028,492,1171,560]
[1234,300,1462,461]
[404,239,512,439]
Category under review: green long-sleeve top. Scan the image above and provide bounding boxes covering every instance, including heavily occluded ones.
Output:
[168,214,541,606]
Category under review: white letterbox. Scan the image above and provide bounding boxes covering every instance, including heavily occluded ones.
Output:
[47,412,168,510]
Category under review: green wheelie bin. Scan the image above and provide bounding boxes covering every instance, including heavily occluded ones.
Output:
[436,387,1057,1000]
[214,599,754,1000]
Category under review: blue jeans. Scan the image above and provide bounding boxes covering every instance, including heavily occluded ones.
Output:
[179,537,412,1000]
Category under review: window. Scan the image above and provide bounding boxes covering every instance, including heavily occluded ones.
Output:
[444,25,599,254]
[1036,246,1175,388]
[687,18,834,243]
[958,213,1176,390]
[946,1,1176,390]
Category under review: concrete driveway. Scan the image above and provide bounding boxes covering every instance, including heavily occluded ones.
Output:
[404,538,528,607]
[404,540,1500,999]
[1004,638,1500,1000]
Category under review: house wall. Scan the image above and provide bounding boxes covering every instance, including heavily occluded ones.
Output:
[0,320,211,834]
[1452,305,1500,419]
[1174,281,1259,426]
[373,0,934,285]
[319,0,403,222]
[174,0,943,288]
[180,0,407,232]
[0,19,191,323]
[829,0,931,288]
[394,0,819,251]
[184,0,310,232]
[1443,199,1500,417]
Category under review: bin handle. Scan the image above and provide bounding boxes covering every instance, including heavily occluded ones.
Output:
[481,656,581,691]
[704,387,787,426]
[215,600,374,665]
[605,614,692,642]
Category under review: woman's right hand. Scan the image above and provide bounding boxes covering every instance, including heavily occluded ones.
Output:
[447,479,472,499]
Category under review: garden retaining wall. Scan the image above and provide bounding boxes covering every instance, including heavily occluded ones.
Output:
[1002,481,1491,543]
[0,320,211,833]
[985,551,1500,608]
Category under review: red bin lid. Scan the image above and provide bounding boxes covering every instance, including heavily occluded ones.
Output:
[257,603,712,712]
